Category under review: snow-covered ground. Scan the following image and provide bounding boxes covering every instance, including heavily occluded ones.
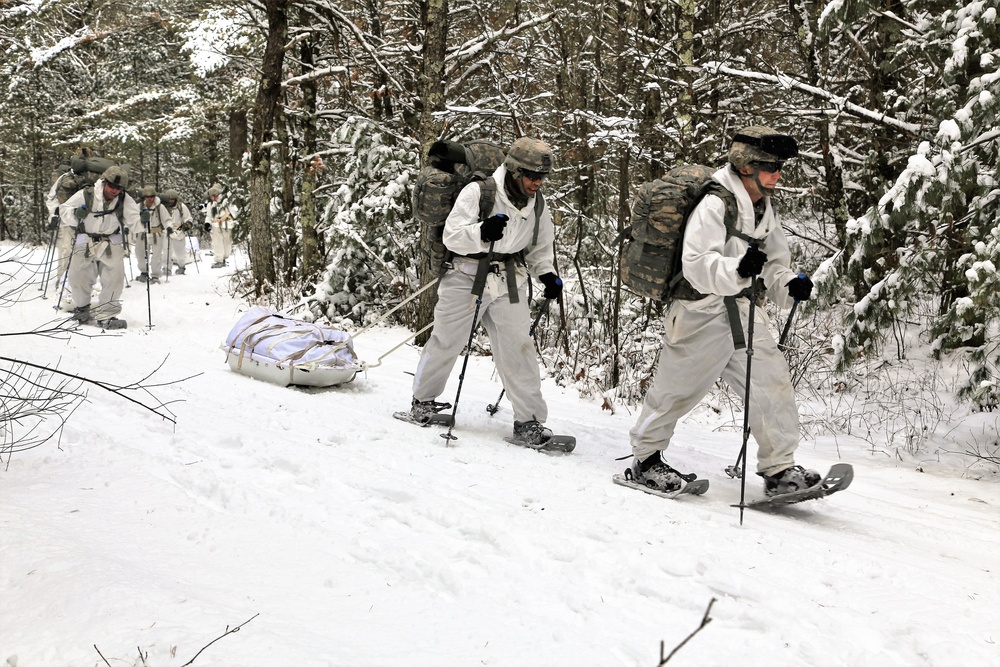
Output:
[2,244,998,666]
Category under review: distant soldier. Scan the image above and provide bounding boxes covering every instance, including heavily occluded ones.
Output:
[163,189,194,275]
[44,148,115,296]
[59,166,140,329]
[204,185,237,268]
[135,185,171,283]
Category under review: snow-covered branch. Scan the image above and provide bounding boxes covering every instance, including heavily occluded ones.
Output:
[703,62,925,136]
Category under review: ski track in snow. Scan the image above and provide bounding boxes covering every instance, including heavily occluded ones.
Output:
[1,245,998,666]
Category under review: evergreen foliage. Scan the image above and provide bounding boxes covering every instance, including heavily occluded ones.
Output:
[2,0,999,410]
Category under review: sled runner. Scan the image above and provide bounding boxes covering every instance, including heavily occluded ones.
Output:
[223,306,363,388]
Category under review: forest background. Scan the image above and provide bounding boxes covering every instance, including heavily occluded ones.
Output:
[2,0,999,466]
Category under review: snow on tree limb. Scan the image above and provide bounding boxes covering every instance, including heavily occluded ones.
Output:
[703,62,925,137]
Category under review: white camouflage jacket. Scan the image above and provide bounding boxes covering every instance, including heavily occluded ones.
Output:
[681,166,798,312]
[441,165,556,278]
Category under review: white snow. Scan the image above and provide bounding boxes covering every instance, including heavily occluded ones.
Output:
[2,244,999,666]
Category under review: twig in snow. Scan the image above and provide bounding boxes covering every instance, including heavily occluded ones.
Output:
[93,644,112,667]
[658,597,715,665]
[180,613,260,666]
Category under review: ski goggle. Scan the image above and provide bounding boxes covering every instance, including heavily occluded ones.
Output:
[732,133,799,159]
[521,170,547,182]
[750,160,785,173]
[105,182,124,193]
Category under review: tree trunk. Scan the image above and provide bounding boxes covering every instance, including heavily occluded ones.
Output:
[298,31,322,283]
[229,109,248,178]
[414,0,449,345]
[246,0,287,297]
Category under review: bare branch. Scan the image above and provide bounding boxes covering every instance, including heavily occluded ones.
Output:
[659,598,715,664]
[180,613,260,667]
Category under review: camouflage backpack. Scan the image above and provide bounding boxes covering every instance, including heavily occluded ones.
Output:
[54,156,117,204]
[619,165,745,302]
[412,139,545,270]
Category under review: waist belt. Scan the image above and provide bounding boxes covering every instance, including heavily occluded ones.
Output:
[677,283,756,350]
[460,252,525,303]
[76,232,123,243]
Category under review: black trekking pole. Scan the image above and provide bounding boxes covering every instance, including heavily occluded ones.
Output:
[441,239,498,445]
[187,229,200,273]
[39,224,58,296]
[731,276,760,526]
[487,297,551,415]
[164,230,171,283]
[54,233,78,312]
[726,274,805,479]
[777,273,806,351]
[142,226,153,329]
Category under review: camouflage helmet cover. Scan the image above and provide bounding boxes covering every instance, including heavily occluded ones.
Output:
[504,137,553,176]
[101,165,129,190]
[164,188,180,202]
[141,185,157,197]
[208,185,222,197]
[729,126,799,169]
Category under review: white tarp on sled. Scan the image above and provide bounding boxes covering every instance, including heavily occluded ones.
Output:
[222,306,362,387]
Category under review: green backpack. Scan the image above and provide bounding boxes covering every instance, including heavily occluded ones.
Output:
[620,165,745,302]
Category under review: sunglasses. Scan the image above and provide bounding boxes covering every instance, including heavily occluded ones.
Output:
[750,160,785,174]
[521,170,547,182]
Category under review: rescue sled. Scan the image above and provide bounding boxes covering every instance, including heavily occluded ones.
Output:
[223,306,362,388]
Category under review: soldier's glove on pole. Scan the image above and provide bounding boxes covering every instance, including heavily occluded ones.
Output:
[736,244,768,278]
[539,273,563,299]
[786,274,814,301]
[479,214,508,242]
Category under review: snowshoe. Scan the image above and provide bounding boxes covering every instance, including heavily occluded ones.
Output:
[612,463,709,499]
[746,464,854,508]
[504,420,576,452]
[393,399,454,427]
[96,317,128,330]
[762,464,822,497]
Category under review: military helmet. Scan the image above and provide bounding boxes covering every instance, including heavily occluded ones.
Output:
[141,185,156,198]
[101,165,129,190]
[504,137,553,177]
[164,188,180,202]
[208,185,222,197]
[729,126,799,169]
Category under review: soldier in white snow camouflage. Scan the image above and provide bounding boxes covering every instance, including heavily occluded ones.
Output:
[627,125,821,497]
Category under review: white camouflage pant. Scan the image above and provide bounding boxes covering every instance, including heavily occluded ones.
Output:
[168,233,189,268]
[67,235,126,320]
[134,230,167,277]
[412,258,547,424]
[630,299,800,476]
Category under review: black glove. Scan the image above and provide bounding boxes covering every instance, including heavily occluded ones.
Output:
[48,215,60,231]
[166,227,174,235]
[736,244,768,278]
[479,214,508,243]
[539,272,563,299]
[122,227,129,237]
[787,274,813,301]
[203,222,212,233]
[180,222,191,232]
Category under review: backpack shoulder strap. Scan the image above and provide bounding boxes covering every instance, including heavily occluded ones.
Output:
[82,186,94,214]
[477,176,497,222]
[532,191,544,246]
[700,181,754,245]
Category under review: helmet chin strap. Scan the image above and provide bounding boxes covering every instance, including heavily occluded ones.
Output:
[738,167,774,198]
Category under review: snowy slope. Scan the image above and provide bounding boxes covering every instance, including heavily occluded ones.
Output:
[1,245,998,667]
